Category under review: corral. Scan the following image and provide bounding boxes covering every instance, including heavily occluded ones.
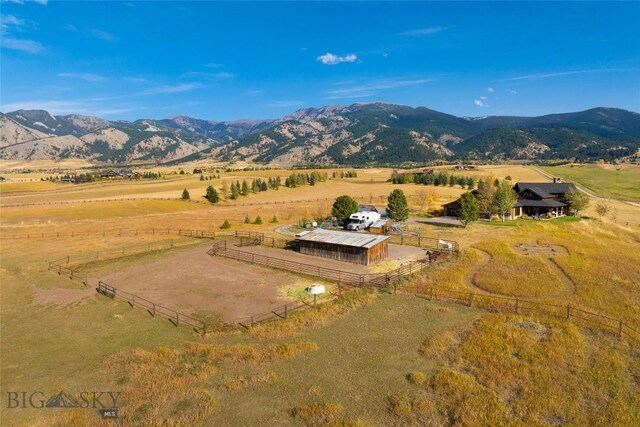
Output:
[91,244,326,323]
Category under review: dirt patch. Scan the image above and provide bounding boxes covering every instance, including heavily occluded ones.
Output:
[94,246,322,323]
[505,320,550,340]
[512,243,569,257]
[30,285,95,308]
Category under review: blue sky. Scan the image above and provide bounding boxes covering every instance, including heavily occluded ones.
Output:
[1,1,639,121]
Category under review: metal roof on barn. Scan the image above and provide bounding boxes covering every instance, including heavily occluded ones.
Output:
[296,228,389,249]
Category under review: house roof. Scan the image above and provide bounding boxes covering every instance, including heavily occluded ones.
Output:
[297,228,389,249]
[515,199,567,208]
[514,182,576,195]
[527,186,554,199]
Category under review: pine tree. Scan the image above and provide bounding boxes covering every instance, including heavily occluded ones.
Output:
[244,214,251,224]
[331,195,359,223]
[205,186,219,203]
[387,189,409,221]
[181,188,190,200]
[241,180,249,196]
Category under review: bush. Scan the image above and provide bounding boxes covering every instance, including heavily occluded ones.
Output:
[244,215,251,224]
[181,189,190,200]
[220,220,231,229]
[270,215,279,223]
[253,215,263,225]
[291,403,343,426]
[407,371,426,385]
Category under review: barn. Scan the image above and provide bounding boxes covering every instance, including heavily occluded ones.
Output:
[296,229,389,265]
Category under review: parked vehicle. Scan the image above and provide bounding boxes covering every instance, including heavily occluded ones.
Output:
[346,212,381,231]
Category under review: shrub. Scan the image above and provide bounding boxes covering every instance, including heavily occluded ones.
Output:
[244,215,251,224]
[292,402,343,426]
[181,189,190,200]
[253,215,263,225]
[220,219,231,229]
[407,371,426,385]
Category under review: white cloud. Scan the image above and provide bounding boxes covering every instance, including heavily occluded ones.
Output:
[487,87,495,93]
[398,26,447,36]
[1,38,44,54]
[87,28,117,42]
[64,24,78,32]
[0,99,136,117]
[474,97,488,107]
[242,89,265,96]
[494,68,630,82]
[265,100,305,108]
[138,83,204,95]
[1,13,25,27]
[316,52,358,65]
[181,71,235,80]
[509,89,518,94]
[35,0,48,5]
[325,77,436,99]
[58,73,107,82]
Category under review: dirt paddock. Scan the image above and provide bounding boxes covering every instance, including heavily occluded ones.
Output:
[94,245,326,323]
[92,240,426,323]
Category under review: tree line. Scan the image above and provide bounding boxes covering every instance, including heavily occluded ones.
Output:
[390,170,475,189]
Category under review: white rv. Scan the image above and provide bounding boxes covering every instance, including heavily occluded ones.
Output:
[346,211,381,231]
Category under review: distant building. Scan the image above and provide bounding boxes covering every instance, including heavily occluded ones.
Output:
[296,228,389,265]
[443,180,577,219]
[512,181,576,218]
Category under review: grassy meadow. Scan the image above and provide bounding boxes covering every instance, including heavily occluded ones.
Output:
[540,163,640,201]
[1,163,640,426]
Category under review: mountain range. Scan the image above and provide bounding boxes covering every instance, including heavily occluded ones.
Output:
[1,103,639,165]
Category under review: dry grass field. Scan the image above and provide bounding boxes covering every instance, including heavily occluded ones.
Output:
[1,164,639,426]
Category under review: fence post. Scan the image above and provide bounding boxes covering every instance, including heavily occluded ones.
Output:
[418,236,421,247]
[69,269,74,280]
[152,303,156,317]
[515,298,520,314]
[468,292,474,307]
[58,265,61,275]
[66,255,70,264]
[618,320,623,339]
[251,316,254,327]
[566,304,571,320]
[430,287,435,301]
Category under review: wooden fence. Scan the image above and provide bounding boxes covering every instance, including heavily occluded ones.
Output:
[1,227,228,241]
[399,285,640,346]
[96,281,206,333]
[207,240,436,288]
[236,291,340,329]
[388,234,459,252]
[47,239,204,272]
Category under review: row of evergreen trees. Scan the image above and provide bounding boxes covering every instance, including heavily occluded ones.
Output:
[284,171,328,187]
[390,171,475,189]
